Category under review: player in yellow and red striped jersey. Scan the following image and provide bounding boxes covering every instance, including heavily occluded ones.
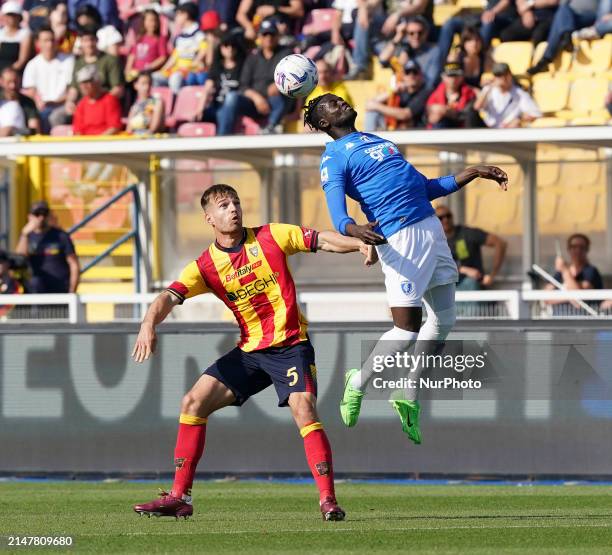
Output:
[131,183,376,522]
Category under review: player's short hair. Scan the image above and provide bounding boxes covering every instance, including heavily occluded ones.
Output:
[201,184,239,210]
[303,94,330,131]
[567,233,590,250]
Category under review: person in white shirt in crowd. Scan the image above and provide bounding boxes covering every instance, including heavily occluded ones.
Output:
[0,1,32,73]
[0,72,27,136]
[0,67,40,134]
[474,62,541,128]
[22,27,75,134]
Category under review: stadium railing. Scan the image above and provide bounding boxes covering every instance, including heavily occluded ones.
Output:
[1,290,611,323]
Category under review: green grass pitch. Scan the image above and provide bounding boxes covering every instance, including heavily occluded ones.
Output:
[1,481,612,554]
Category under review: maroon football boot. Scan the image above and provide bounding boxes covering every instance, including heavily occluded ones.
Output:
[320,496,346,521]
[133,490,193,519]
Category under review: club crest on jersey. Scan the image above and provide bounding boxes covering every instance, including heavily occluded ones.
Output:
[401,281,413,295]
[249,246,259,257]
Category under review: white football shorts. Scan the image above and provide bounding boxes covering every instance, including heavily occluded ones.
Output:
[376,214,459,307]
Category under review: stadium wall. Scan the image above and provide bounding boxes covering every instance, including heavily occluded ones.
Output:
[1,322,611,477]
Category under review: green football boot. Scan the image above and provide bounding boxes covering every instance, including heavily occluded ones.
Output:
[339,369,364,427]
[390,399,422,445]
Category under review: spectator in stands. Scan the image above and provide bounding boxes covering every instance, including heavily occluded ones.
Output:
[425,62,476,129]
[196,33,246,135]
[75,4,123,57]
[0,2,33,73]
[72,64,122,135]
[124,10,169,84]
[474,62,541,128]
[221,18,292,134]
[153,3,209,94]
[323,0,385,80]
[381,0,434,39]
[50,2,77,55]
[0,249,23,298]
[236,0,305,41]
[499,0,559,44]
[15,200,80,294]
[52,27,124,126]
[436,205,507,291]
[67,0,121,30]
[527,0,598,74]
[363,59,427,131]
[545,233,603,312]
[447,27,492,89]
[378,15,440,90]
[304,59,353,111]
[0,67,41,135]
[126,72,165,134]
[573,0,612,39]
[23,0,56,32]
[23,27,75,134]
[437,0,516,66]
[199,0,241,32]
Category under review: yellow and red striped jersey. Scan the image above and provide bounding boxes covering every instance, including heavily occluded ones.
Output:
[167,223,318,352]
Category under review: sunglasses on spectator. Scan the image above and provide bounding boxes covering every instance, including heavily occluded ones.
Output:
[438,213,452,220]
[405,69,420,75]
[32,211,48,217]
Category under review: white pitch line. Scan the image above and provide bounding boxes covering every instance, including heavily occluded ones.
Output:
[75,522,612,537]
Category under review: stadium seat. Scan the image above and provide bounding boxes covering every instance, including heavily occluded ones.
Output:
[529,117,566,128]
[177,122,216,137]
[165,86,206,129]
[236,116,262,135]
[302,9,336,35]
[151,86,174,120]
[567,77,608,114]
[569,115,610,126]
[433,3,461,26]
[50,125,74,136]
[572,39,612,75]
[532,76,570,114]
[493,42,533,75]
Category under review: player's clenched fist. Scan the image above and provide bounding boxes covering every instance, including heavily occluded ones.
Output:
[132,322,157,363]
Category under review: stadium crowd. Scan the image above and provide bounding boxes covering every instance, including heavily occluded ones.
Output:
[0,0,608,136]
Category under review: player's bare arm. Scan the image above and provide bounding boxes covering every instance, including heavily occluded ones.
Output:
[455,165,508,191]
[317,230,378,266]
[132,291,180,363]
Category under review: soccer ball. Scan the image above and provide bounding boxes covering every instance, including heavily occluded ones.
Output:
[274,54,318,98]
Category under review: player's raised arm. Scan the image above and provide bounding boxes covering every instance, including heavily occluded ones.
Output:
[132,291,181,363]
[424,165,508,201]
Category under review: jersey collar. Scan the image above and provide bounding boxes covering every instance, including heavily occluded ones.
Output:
[214,228,248,253]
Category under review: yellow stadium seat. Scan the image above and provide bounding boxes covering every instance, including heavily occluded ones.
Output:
[529,117,566,128]
[434,4,461,26]
[572,39,612,75]
[532,76,570,114]
[457,0,484,8]
[493,41,533,75]
[568,77,609,114]
[569,115,610,126]
[343,80,379,129]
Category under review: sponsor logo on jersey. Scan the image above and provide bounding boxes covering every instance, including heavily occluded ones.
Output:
[345,142,355,150]
[359,134,372,142]
[320,166,329,183]
[401,281,413,295]
[225,259,262,282]
[364,141,398,162]
[226,272,279,301]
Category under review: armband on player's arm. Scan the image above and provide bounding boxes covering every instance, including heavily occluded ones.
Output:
[425,175,459,201]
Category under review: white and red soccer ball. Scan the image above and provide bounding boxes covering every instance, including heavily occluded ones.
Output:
[274,54,318,98]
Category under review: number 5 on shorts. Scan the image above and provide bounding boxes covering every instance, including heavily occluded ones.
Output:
[286,367,298,386]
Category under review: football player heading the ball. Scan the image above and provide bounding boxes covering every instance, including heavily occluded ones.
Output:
[304,93,508,444]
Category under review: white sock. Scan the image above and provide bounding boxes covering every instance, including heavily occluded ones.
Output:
[351,326,419,392]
